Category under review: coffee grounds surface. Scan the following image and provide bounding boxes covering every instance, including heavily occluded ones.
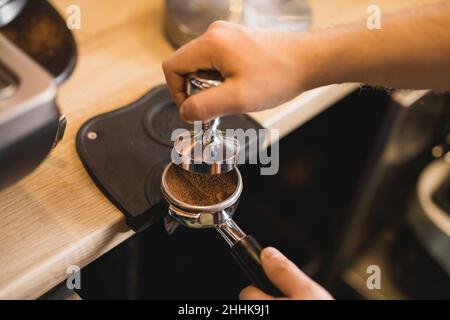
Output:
[165,165,237,206]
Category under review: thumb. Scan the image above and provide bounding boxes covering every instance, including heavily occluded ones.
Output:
[260,247,317,298]
[180,80,243,121]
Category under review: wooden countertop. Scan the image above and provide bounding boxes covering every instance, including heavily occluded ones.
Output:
[0,0,440,299]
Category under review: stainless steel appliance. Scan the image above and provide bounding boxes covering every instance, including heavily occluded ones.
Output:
[165,0,311,47]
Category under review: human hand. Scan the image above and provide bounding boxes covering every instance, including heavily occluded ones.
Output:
[162,21,312,122]
[239,247,334,300]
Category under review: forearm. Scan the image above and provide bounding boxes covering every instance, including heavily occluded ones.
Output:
[163,3,450,121]
[301,2,450,91]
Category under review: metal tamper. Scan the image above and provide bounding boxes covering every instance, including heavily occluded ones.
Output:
[173,70,239,174]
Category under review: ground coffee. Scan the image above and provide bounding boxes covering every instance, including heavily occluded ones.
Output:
[165,164,238,206]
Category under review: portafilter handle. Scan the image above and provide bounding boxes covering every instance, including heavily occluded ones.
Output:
[217,219,281,297]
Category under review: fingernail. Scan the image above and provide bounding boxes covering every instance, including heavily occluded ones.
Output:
[262,247,281,260]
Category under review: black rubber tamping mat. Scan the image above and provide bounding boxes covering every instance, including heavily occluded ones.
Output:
[77,85,262,231]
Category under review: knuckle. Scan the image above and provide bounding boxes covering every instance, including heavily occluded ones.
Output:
[204,28,225,45]
[203,26,235,48]
[208,20,228,30]
[203,23,247,47]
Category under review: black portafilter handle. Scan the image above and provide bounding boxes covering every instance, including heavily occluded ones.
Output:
[230,235,281,297]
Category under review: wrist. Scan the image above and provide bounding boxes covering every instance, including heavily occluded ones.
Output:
[294,27,363,91]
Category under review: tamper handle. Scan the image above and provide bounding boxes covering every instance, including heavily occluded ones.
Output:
[186,70,223,133]
[230,235,281,297]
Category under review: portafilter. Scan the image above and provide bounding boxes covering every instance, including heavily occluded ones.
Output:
[161,162,278,295]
